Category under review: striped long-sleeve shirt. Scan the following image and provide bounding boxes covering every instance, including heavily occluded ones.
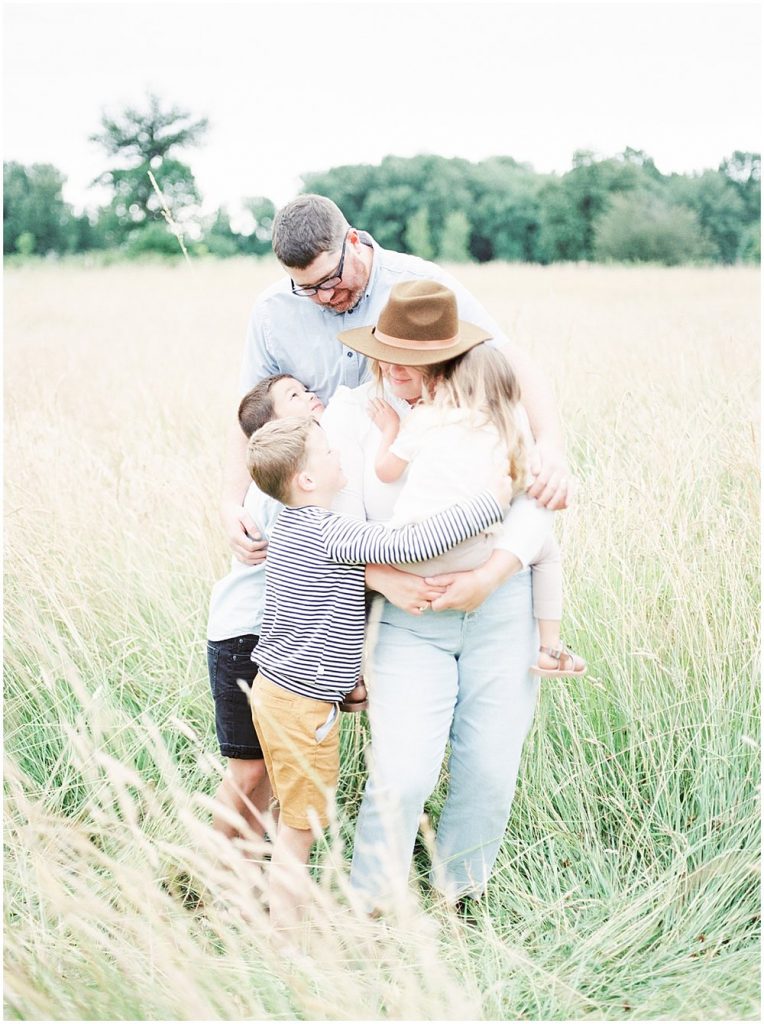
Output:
[253,491,504,702]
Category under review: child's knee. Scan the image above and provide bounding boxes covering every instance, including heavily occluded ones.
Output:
[227,756,268,791]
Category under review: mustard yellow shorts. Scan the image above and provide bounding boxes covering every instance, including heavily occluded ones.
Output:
[250,673,339,830]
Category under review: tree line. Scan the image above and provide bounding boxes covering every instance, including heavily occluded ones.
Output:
[4,94,760,265]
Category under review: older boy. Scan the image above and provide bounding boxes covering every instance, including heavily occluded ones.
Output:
[245,416,513,933]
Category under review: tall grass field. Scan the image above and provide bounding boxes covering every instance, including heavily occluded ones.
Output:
[4,259,760,1021]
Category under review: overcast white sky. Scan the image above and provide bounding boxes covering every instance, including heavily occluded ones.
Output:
[3,1,762,219]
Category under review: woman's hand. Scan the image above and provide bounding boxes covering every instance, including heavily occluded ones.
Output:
[425,568,494,612]
[367,398,401,441]
[426,551,522,612]
[365,564,447,615]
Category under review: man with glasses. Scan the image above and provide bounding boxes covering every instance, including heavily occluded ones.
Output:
[214,193,572,845]
[221,193,571,565]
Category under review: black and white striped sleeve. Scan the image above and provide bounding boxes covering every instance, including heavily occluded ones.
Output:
[320,491,504,565]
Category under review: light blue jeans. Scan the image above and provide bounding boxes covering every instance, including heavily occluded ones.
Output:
[350,569,538,906]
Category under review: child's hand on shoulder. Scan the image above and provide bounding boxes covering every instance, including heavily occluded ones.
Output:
[367,398,401,439]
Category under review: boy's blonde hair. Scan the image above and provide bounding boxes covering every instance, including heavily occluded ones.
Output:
[246,416,316,504]
[422,345,527,493]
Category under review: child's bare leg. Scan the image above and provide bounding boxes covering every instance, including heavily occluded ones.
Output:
[213,758,273,840]
[268,823,315,934]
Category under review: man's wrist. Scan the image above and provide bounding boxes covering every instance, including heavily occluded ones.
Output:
[533,433,567,462]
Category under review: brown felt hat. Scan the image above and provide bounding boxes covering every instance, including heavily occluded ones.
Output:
[337,279,491,366]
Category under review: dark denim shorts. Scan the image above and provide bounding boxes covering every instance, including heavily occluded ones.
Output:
[207,634,264,759]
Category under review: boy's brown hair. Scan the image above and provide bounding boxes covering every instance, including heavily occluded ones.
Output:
[246,416,316,504]
[238,374,293,436]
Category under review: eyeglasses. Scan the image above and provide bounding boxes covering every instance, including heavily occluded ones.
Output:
[290,234,348,297]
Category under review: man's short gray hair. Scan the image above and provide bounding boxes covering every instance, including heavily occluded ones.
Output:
[272,194,349,269]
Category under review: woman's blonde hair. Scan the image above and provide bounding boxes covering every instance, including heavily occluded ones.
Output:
[421,345,527,493]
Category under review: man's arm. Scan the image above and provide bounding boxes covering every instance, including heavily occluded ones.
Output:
[221,418,268,566]
[495,337,571,510]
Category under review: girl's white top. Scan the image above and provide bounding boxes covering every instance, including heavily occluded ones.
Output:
[322,381,552,573]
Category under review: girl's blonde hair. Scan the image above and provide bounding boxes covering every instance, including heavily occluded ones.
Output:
[421,345,527,493]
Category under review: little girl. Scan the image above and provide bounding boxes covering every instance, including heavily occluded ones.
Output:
[368,343,585,678]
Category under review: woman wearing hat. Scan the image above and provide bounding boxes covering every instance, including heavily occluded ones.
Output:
[322,279,552,909]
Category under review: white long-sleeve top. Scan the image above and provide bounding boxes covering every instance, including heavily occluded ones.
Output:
[322,381,552,570]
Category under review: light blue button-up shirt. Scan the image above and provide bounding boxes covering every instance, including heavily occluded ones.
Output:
[238,234,510,404]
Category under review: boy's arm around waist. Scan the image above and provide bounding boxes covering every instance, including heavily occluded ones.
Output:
[320,491,505,565]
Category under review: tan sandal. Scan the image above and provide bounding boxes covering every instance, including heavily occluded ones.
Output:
[530,643,586,678]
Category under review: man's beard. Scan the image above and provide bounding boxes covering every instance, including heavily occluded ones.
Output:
[326,286,365,316]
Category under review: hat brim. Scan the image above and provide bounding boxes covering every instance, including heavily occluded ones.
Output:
[337,320,492,366]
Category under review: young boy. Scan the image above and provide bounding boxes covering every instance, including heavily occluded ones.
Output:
[206,374,326,843]
[245,415,514,933]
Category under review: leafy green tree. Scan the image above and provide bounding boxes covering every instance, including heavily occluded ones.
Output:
[405,207,435,260]
[720,151,761,224]
[397,154,472,255]
[91,204,127,251]
[538,149,661,262]
[298,148,758,268]
[238,197,277,255]
[468,158,542,262]
[570,151,655,254]
[67,212,102,253]
[593,191,710,265]
[359,184,418,251]
[737,222,761,263]
[197,198,276,259]
[619,146,664,180]
[439,210,471,262]
[123,222,188,258]
[302,163,376,229]
[537,178,587,263]
[90,93,208,245]
[3,161,74,254]
[305,154,473,256]
[201,208,242,258]
[666,170,746,263]
[15,231,35,257]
